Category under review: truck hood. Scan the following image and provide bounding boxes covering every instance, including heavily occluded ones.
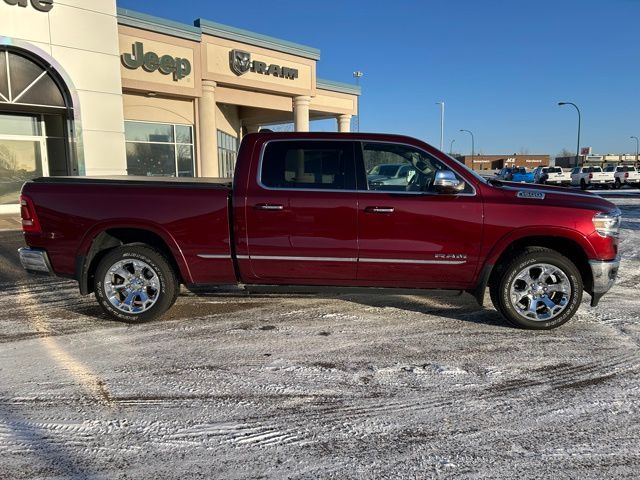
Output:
[489,180,618,213]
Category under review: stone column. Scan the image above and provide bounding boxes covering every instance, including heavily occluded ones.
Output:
[199,80,218,177]
[337,114,352,133]
[293,96,311,132]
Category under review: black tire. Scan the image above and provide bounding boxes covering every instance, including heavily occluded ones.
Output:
[489,247,583,330]
[614,179,621,189]
[94,244,179,323]
[580,179,588,190]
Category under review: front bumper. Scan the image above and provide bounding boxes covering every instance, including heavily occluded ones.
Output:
[18,247,53,275]
[588,256,620,307]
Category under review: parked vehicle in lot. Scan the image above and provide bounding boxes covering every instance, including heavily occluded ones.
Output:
[570,166,614,189]
[367,163,416,187]
[608,165,640,189]
[497,166,535,183]
[533,166,572,186]
[19,132,621,330]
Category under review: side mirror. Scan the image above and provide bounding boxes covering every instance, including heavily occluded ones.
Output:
[433,170,465,194]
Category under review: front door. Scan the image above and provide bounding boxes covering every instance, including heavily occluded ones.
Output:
[243,139,358,282]
[0,114,48,213]
[356,141,483,288]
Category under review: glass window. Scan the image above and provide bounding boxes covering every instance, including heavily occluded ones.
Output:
[261,141,355,190]
[362,142,470,193]
[125,121,174,143]
[125,121,194,177]
[0,113,41,136]
[217,130,238,178]
[0,52,8,101]
[0,139,43,206]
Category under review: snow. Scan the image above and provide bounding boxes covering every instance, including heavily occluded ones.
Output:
[0,198,639,478]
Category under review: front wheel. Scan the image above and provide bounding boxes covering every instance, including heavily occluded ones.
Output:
[490,247,583,329]
[94,244,179,322]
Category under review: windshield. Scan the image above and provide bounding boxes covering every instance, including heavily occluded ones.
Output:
[605,166,615,172]
[548,167,562,173]
[590,167,603,173]
[368,164,401,176]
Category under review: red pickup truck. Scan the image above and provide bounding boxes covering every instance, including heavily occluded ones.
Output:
[18,132,621,329]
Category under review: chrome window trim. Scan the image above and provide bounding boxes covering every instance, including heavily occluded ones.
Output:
[256,138,477,197]
[197,254,232,259]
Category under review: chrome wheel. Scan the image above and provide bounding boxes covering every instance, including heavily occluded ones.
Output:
[104,259,160,314]
[509,263,572,322]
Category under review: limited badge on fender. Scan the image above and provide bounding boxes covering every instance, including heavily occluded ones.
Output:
[517,191,545,200]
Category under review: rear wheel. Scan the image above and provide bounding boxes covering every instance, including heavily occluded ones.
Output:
[490,247,583,329]
[614,178,621,189]
[580,179,588,190]
[94,244,179,322]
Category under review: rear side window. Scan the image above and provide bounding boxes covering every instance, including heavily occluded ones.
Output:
[261,141,356,190]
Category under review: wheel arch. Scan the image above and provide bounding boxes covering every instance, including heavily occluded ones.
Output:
[76,223,192,295]
[470,228,595,305]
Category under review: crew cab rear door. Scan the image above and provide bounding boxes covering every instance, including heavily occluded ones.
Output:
[355,141,483,288]
[242,139,358,282]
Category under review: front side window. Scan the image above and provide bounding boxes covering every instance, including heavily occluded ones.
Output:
[261,141,355,190]
[361,142,472,193]
[125,121,195,177]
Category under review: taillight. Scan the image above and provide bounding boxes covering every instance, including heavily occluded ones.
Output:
[589,173,593,179]
[625,172,629,178]
[20,195,41,233]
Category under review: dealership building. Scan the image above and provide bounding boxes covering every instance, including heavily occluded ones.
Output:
[0,0,360,212]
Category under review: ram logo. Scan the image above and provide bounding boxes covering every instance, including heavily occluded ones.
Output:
[230,49,252,76]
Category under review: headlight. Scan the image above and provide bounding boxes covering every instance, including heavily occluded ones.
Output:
[593,211,622,238]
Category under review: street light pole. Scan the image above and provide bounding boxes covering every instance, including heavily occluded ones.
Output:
[460,129,474,158]
[558,102,581,166]
[449,138,455,155]
[631,136,639,164]
[436,101,445,151]
[353,71,364,132]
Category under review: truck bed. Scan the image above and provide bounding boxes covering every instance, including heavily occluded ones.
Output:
[22,176,236,286]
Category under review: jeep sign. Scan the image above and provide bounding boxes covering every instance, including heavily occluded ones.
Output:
[3,0,53,12]
[121,42,192,82]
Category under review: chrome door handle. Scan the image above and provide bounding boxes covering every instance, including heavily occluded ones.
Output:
[255,203,284,211]
[365,206,395,214]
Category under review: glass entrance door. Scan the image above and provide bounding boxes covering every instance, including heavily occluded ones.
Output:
[0,114,48,213]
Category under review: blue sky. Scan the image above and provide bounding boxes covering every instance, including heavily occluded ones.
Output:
[117,0,640,156]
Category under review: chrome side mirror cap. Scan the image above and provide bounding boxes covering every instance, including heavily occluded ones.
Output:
[433,170,465,194]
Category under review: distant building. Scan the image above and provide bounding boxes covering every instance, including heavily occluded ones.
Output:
[555,154,638,168]
[455,154,550,171]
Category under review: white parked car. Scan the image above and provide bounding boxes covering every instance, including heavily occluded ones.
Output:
[570,166,614,189]
[533,166,572,186]
[607,165,640,189]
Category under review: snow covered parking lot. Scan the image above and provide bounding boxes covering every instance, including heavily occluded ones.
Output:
[0,198,639,479]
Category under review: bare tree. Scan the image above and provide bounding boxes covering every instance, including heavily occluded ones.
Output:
[557,148,574,158]
[0,145,18,173]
